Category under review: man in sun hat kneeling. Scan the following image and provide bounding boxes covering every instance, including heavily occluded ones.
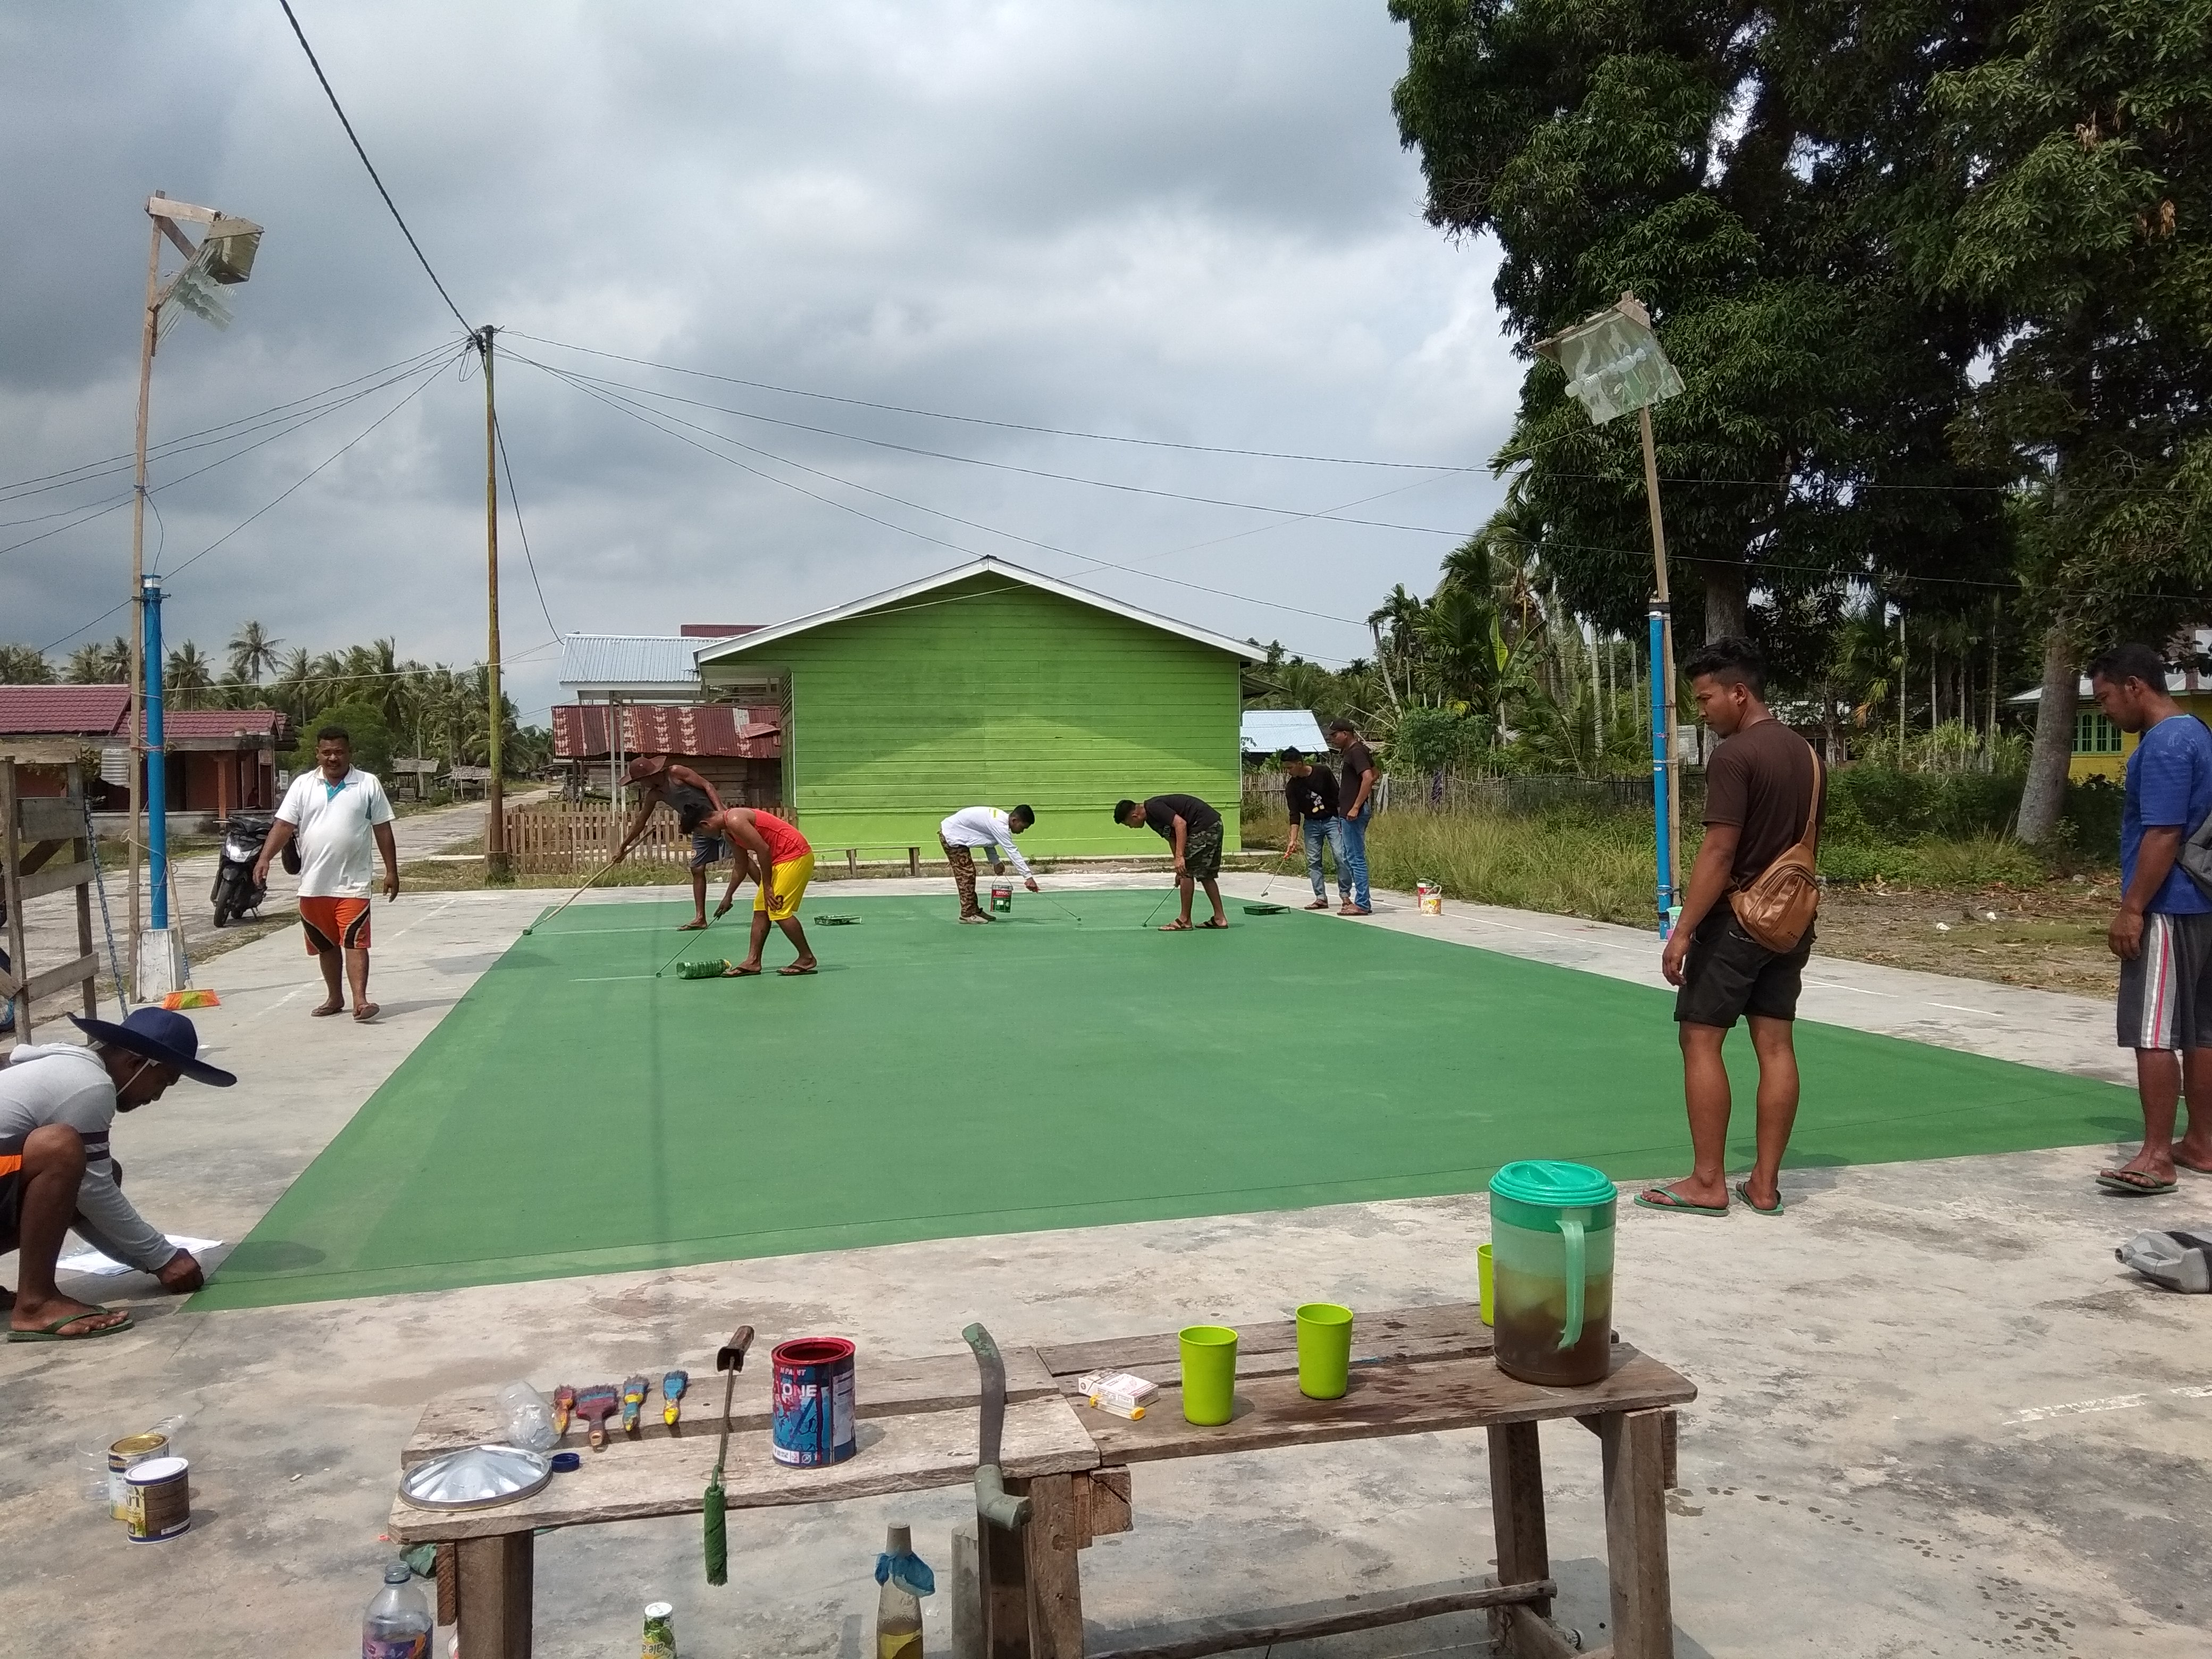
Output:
[0,1008,237,1342]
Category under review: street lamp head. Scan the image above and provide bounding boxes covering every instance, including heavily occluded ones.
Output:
[1535,291,1682,426]
[204,216,263,284]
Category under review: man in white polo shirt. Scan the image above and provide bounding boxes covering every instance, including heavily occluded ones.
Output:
[253,725,399,1023]
[938,805,1038,923]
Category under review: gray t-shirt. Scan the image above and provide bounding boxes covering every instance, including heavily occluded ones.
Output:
[0,1043,172,1271]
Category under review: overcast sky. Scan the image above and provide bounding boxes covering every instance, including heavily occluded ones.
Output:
[1,2,1515,724]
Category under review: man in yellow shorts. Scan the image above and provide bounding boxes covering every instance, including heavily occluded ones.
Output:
[706,806,818,975]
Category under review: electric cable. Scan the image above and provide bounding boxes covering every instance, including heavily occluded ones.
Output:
[492,412,564,639]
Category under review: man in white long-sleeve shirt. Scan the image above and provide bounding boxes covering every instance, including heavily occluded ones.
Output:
[1,1008,235,1342]
[938,805,1038,923]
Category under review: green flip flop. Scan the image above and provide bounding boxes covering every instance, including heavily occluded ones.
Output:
[2097,1169,2179,1196]
[1633,1188,1729,1217]
[8,1306,135,1342]
[1733,1180,1784,1216]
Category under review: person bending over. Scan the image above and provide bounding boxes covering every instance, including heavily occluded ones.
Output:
[1116,793,1227,931]
[939,804,1038,922]
[616,754,731,931]
[704,806,819,976]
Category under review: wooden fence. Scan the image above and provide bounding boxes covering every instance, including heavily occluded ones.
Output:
[503,806,687,875]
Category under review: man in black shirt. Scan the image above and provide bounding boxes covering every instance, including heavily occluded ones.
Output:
[616,755,729,931]
[1278,747,1345,911]
[1326,720,1378,915]
[1115,793,1227,930]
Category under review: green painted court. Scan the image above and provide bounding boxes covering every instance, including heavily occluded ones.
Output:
[195,891,2136,1310]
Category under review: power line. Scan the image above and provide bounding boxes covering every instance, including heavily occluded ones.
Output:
[278,0,472,331]
[492,413,563,639]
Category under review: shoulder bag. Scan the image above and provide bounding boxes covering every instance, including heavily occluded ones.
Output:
[1728,742,1825,952]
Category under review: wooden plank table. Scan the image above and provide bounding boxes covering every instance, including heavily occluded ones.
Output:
[387,1305,1693,1659]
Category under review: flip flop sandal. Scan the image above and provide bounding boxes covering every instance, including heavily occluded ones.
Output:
[1199,917,1231,928]
[1733,1180,1784,1216]
[1158,920,1193,932]
[2096,1170,2179,1196]
[9,1306,135,1343]
[778,963,819,976]
[1633,1188,1729,1217]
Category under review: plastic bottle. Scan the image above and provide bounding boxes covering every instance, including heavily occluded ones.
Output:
[496,1381,557,1452]
[363,1559,433,1658]
[874,1523,934,1659]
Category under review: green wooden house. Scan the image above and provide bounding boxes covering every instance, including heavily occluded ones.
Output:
[693,558,1255,859]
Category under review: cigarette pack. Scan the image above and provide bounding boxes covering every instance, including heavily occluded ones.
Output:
[1074,1371,1159,1419]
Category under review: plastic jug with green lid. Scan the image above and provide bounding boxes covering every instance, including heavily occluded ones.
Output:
[1486,1160,1618,1387]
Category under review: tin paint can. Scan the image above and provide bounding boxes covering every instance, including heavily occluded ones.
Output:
[770,1336,857,1467]
[124,1454,190,1540]
[1417,882,1443,916]
[107,1431,168,1521]
[990,884,1013,914]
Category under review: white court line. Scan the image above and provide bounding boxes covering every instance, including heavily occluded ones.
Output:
[1929,1002,2003,1017]
[572,974,657,983]
[2003,1382,2212,1425]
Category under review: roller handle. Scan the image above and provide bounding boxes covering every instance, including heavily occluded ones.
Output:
[974,1463,1032,1532]
[717,1325,756,1373]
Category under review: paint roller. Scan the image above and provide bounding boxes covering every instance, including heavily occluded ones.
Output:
[703,1325,755,1587]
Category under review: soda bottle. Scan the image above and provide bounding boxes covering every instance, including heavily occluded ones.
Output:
[363,1559,433,1658]
[874,1523,934,1659]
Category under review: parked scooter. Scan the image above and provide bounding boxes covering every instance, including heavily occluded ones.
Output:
[210,812,294,927]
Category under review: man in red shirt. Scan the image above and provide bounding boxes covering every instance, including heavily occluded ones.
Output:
[705,806,818,976]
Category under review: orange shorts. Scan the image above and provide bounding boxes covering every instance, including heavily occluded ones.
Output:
[300,896,372,954]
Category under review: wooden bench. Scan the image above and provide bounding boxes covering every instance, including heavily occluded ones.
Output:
[388,1303,1694,1658]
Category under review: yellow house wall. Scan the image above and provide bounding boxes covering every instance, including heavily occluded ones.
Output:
[2069,691,2212,782]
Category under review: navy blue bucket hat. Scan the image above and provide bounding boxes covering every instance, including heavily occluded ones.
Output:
[69,1008,236,1087]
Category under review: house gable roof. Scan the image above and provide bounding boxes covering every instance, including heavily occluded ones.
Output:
[692,558,1259,667]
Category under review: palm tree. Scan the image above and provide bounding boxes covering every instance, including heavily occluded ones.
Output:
[228,621,282,686]
[272,648,315,726]
[165,642,214,709]
[0,642,54,683]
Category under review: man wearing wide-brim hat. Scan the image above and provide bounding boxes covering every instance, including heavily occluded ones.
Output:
[0,1009,235,1342]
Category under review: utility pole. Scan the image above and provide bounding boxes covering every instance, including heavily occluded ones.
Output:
[1639,401,1682,914]
[479,325,510,881]
[127,198,163,999]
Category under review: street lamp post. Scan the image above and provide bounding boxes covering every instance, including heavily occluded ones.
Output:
[1536,290,1686,937]
[128,192,263,998]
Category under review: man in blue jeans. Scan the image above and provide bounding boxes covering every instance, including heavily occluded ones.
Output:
[2088,642,2212,1196]
[1277,747,1345,911]
[1326,720,1377,915]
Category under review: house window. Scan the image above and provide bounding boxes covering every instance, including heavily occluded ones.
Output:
[2074,709,2123,755]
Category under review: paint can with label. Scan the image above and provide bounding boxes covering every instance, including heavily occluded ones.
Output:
[1417,882,1444,917]
[770,1336,857,1467]
[990,884,1013,913]
[124,1455,190,1540]
[107,1431,169,1521]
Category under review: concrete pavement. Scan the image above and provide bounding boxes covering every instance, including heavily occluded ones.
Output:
[0,873,2201,1657]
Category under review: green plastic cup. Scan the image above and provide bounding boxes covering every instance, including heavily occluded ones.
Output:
[1478,1243,1495,1327]
[1179,1326,1238,1425]
[1295,1303,1354,1399]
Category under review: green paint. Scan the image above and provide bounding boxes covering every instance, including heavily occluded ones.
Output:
[194,894,2134,1311]
[699,574,1243,856]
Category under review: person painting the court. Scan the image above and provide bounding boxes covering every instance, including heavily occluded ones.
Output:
[1325,720,1377,916]
[1116,793,1227,930]
[2084,642,2212,1197]
[705,805,819,975]
[1643,637,1825,1218]
[1,1008,235,1342]
[1278,748,1345,911]
[614,754,730,931]
[939,804,1038,923]
[254,725,399,1023]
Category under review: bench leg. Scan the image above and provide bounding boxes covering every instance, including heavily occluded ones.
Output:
[980,1497,1034,1659]
[1487,1421,1552,1621]
[455,1531,534,1659]
[1599,1409,1675,1659]
[1023,1472,1086,1658]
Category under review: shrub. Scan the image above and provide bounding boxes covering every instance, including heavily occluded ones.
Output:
[289,701,395,780]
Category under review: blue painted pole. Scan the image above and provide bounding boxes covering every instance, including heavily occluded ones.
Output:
[1648,600,1672,937]
[142,577,167,931]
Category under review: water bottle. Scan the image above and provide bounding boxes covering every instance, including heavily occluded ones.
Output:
[363,1559,433,1658]
[874,1523,934,1659]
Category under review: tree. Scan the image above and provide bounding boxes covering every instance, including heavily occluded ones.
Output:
[165,642,214,709]
[0,643,53,683]
[65,637,130,684]
[228,620,281,686]
[291,700,395,780]
[1911,0,2212,837]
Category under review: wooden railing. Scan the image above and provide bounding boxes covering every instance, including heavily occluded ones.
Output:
[502,806,687,875]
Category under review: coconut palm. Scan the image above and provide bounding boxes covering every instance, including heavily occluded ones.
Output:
[227,621,282,686]
[165,642,214,709]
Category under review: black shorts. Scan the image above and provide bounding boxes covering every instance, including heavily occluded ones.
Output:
[690,833,728,873]
[2118,910,2212,1051]
[0,1135,23,1247]
[1675,908,1813,1029]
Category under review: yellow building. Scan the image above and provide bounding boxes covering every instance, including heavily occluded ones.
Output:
[2016,632,2212,782]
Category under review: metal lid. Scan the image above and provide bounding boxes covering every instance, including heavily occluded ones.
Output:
[397,1444,551,1511]
[1488,1160,1618,1210]
[645,1603,674,1619]
[127,1455,187,1483]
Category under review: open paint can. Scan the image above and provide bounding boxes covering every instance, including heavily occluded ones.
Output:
[124,1455,190,1540]
[990,884,1013,913]
[770,1337,857,1467]
[107,1432,169,1521]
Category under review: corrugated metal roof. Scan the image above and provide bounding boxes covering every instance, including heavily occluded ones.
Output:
[163,709,286,740]
[551,703,782,759]
[1240,709,1328,755]
[558,634,736,690]
[0,684,130,735]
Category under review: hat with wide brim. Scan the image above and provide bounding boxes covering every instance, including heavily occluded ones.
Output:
[624,754,672,783]
[69,1008,236,1087]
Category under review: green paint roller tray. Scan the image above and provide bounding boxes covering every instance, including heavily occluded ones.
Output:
[812,914,863,925]
[1242,903,1288,915]
[675,959,732,979]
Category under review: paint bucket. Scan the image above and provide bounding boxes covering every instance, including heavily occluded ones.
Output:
[1418,882,1443,916]
[107,1431,168,1521]
[990,884,1013,914]
[124,1455,190,1540]
[770,1337,857,1467]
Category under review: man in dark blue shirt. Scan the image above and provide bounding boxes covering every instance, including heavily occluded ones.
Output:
[2089,642,2212,1196]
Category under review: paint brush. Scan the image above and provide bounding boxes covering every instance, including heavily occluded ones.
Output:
[574,1385,619,1451]
[621,1375,649,1438]
[661,1370,689,1432]
[551,1384,576,1439]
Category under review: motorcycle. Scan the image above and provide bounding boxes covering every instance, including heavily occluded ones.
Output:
[210,812,293,928]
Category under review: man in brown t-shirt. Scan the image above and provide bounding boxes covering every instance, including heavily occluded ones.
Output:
[1639,636,1825,1219]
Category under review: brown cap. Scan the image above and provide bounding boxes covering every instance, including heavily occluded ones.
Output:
[624,754,671,782]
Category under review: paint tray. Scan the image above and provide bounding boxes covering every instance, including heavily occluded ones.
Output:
[1241,903,1288,915]
[811,914,863,925]
[675,959,731,979]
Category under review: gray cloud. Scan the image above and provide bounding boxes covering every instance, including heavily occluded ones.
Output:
[1,1,1514,723]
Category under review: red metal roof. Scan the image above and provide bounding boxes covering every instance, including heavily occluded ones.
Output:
[0,684,129,736]
[160,709,287,741]
[552,703,781,760]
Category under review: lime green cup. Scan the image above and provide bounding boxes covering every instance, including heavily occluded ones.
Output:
[1295,1303,1354,1399]
[1478,1243,1495,1327]
[1179,1325,1239,1425]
